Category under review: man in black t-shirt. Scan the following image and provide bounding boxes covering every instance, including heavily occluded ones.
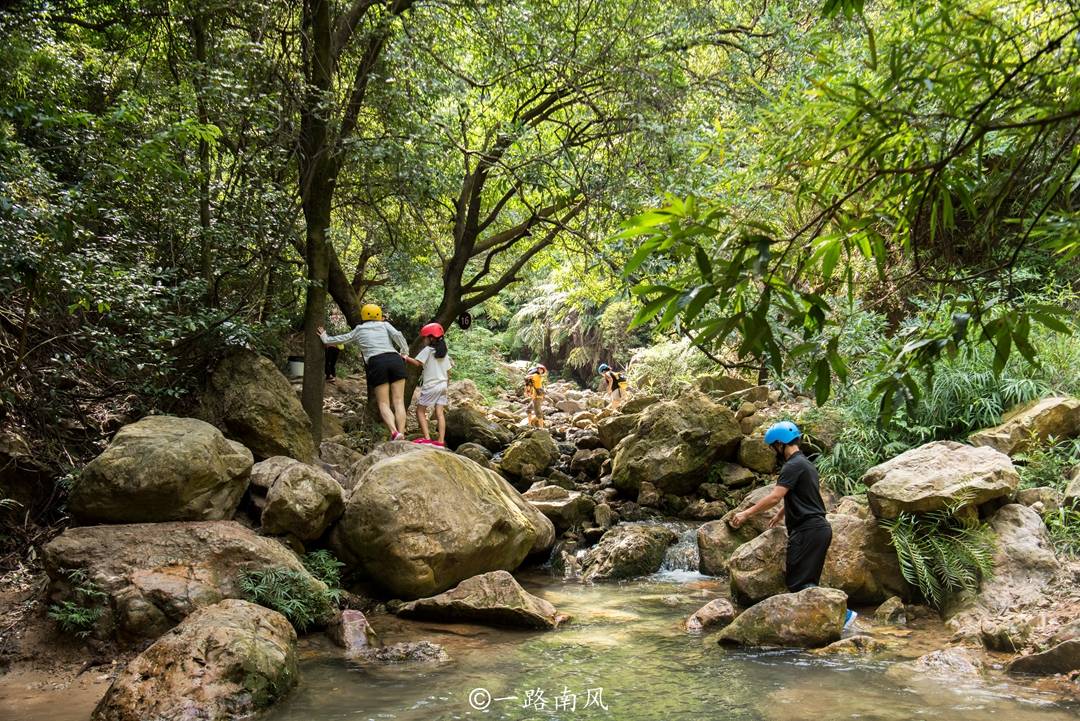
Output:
[731,421,855,626]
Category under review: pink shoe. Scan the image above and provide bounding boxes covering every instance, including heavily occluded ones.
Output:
[431,440,446,448]
[412,438,431,444]
[391,431,404,441]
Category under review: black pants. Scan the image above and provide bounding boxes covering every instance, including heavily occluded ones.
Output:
[786,519,832,592]
[324,346,340,379]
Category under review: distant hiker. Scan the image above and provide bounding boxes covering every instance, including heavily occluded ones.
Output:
[524,364,548,428]
[405,322,453,447]
[324,341,344,383]
[318,303,411,441]
[597,363,628,409]
[729,420,857,629]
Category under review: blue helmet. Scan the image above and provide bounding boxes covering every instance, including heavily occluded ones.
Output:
[597,363,610,374]
[763,420,801,445]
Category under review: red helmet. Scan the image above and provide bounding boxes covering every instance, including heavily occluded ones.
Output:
[420,322,444,338]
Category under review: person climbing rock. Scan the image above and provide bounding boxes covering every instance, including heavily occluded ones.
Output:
[524,364,548,428]
[597,363,629,409]
[729,420,857,628]
[405,322,453,447]
[318,303,411,441]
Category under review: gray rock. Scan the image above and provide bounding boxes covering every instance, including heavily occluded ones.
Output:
[686,598,735,632]
[90,600,297,721]
[201,349,316,462]
[581,525,677,581]
[863,441,1019,519]
[253,457,345,541]
[69,416,252,525]
[716,587,847,648]
[611,393,742,495]
[396,570,568,629]
[330,445,554,599]
[43,521,326,642]
[970,396,1080,456]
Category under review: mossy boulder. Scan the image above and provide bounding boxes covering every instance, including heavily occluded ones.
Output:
[330,446,554,599]
[69,416,252,525]
[201,350,316,462]
[580,524,677,581]
[969,396,1080,456]
[91,600,297,721]
[611,393,742,495]
[716,587,847,648]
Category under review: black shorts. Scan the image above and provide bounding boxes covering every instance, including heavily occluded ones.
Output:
[365,352,406,388]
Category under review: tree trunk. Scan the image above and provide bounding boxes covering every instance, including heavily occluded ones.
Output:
[301,218,330,445]
[192,14,214,305]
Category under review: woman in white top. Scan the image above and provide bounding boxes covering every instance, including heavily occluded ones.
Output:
[318,303,411,440]
[405,322,453,447]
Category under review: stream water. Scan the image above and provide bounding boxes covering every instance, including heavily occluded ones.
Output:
[264,560,1079,721]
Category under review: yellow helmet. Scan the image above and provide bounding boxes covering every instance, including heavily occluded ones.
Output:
[361,304,383,321]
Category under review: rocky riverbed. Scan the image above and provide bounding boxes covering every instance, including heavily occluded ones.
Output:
[2,350,1079,719]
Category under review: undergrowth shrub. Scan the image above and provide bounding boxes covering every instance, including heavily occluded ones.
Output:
[880,499,995,610]
[1014,437,1080,491]
[302,549,345,588]
[47,568,106,637]
[1043,501,1080,557]
[238,568,341,632]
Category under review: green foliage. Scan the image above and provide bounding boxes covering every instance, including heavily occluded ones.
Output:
[617,0,1080,419]
[301,550,345,589]
[47,568,106,637]
[448,326,510,401]
[1043,501,1080,558]
[880,501,996,610]
[625,339,715,398]
[1015,438,1080,491]
[238,568,340,633]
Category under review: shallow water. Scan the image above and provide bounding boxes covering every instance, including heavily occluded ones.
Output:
[264,572,1079,721]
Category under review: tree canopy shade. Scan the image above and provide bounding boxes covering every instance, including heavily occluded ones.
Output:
[619,0,1080,419]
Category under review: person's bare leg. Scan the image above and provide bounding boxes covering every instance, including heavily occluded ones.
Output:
[374,383,397,435]
[390,379,407,433]
[417,404,431,439]
[435,405,446,444]
[533,397,544,428]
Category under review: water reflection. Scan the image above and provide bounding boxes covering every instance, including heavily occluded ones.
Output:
[264,573,1078,721]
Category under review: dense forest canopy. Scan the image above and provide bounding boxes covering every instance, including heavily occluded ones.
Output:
[2,0,1080,478]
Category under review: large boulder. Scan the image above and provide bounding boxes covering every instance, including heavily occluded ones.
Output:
[716,587,847,648]
[969,396,1080,456]
[697,487,782,575]
[444,403,514,451]
[946,504,1058,640]
[862,441,1018,519]
[91,599,296,721]
[396,570,568,629]
[330,446,554,599]
[522,485,596,534]
[596,413,641,451]
[68,416,252,525]
[737,437,776,474]
[201,350,316,462]
[43,521,325,641]
[500,430,559,477]
[580,524,677,581]
[250,457,345,541]
[697,375,753,396]
[611,393,742,495]
[728,514,907,605]
[320,441,365,474]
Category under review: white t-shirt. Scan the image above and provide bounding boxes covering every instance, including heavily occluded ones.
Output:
[415,346,453,390]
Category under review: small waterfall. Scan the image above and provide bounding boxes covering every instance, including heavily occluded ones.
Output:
[660,525,700,574]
